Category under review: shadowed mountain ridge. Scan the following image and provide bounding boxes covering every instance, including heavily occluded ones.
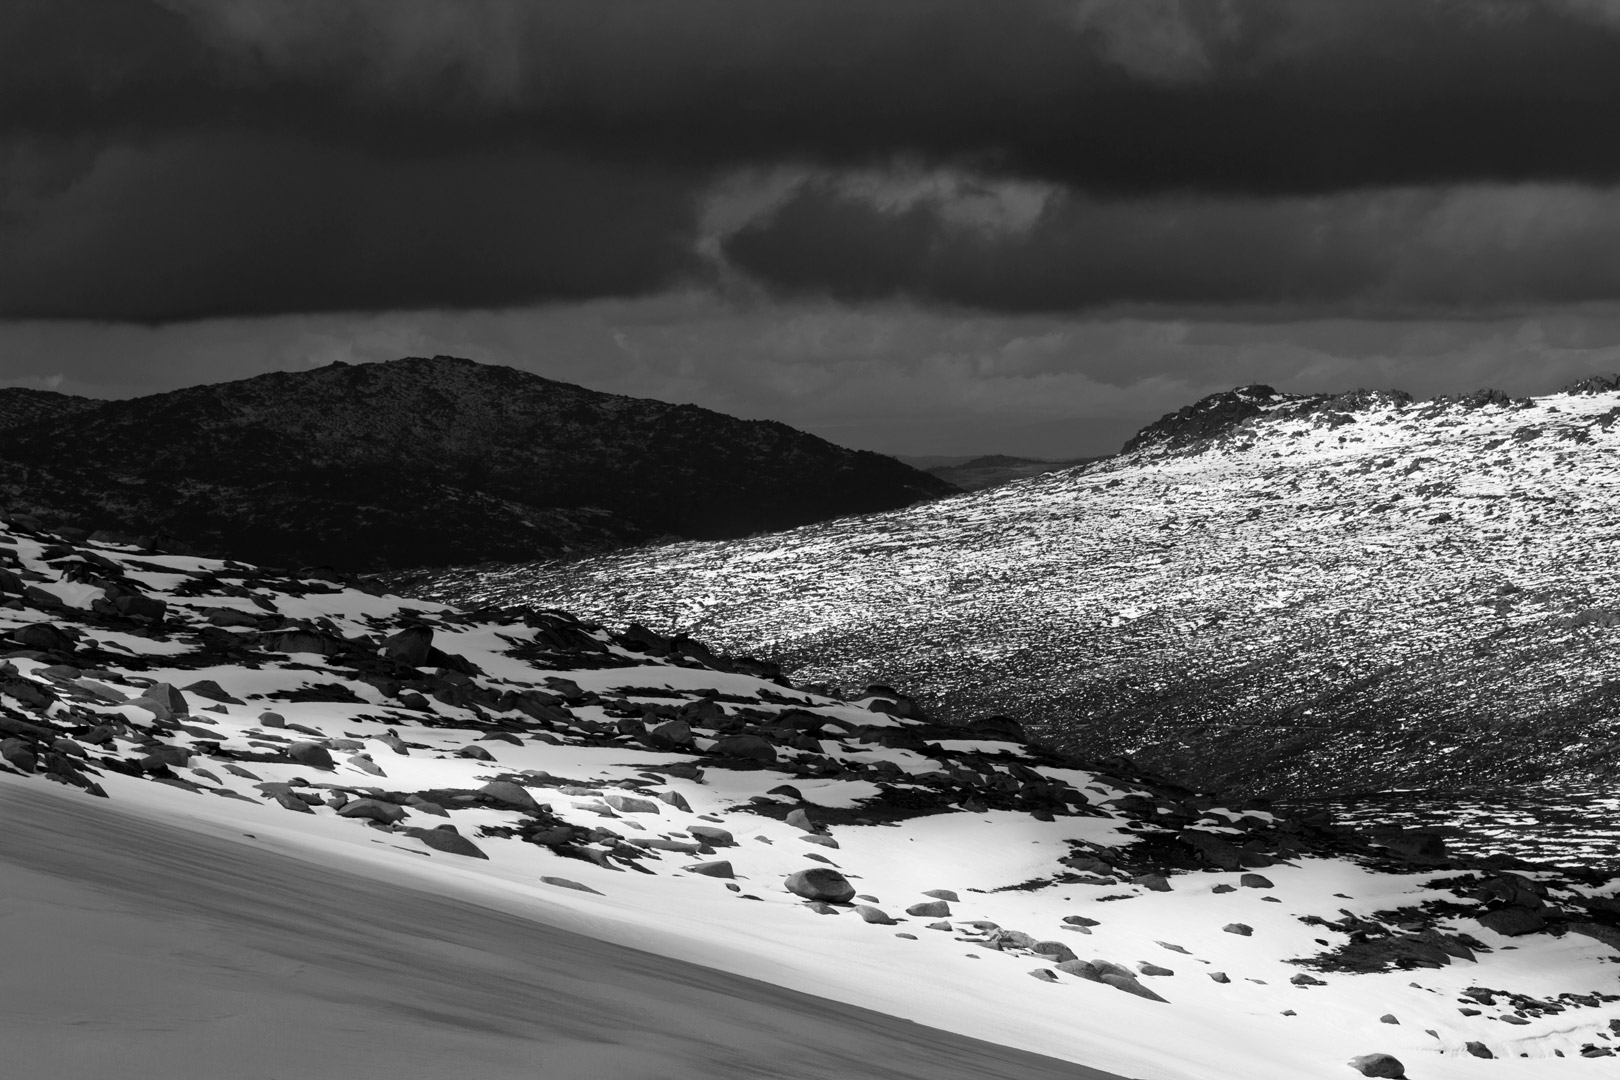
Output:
[0,356,952,571]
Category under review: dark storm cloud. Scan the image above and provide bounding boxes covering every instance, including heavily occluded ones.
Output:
[10,0,1620,195]
[721,180,1620,313]
[0,135,701,321]
[12,0,1620,321]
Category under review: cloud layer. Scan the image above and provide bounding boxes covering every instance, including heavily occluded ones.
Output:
[10,2,1620,319]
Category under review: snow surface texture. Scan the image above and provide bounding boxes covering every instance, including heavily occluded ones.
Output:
[1,518,1618,1078]
[413,384,1620,804]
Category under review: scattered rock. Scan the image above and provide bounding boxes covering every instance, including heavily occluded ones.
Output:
[337,799,407,824]
[1101,974,1168,1003]
[688,825,734,847]
[603,793,661,815]
[906,900,951,918]
[286,742,334,769]
[408,826,488,859]
[784,868,855,903]
[715,734,777,763]
[383,625,434,667]
[479,780,542,813]
[685,860,735,878]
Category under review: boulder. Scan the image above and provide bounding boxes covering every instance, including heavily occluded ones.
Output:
[12,623,73,653]
[648,719,695,748]
[113,594,167,622]
[688,825,734,847]
[684,860,735,878]
[785,808,817,833]
[383,625,434,667]
[0,738,37,772]
[1132,872,1172,892]
[657,789,692,812]
[783,868,855,903]
[338,799,407,824]
[142,682,189,715]
[347,754,386,777]
[1347,1053,1406,1078]
[854,905,894,924]
[1477,906,1547,936]
[286,742,335,769]
[1055,959,1102,981]
[258,711,288,728]
[603,793,661,815]
[715,734,777,763]
[182,679,243,705]
[479,780,542,813]
[409,826,488,859]
[906,900,951,918]
[1101,974,1168,1003]
[1239,873,1275,889]
[1223,923,1253,936]
[1032,941,1078,963]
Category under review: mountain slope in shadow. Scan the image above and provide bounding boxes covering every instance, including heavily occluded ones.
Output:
[0,356,952,571]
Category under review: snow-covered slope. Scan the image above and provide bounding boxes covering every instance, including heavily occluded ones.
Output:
[2,513,1618,1078]
[408,382,1620,800]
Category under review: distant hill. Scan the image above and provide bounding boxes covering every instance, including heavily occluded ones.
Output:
[0,356,952,571]
[401,378,1620,799]
[925,454,1104,491]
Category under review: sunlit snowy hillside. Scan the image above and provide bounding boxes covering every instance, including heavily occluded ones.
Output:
[408,381,1620,799]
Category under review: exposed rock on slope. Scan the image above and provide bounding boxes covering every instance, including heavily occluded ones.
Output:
[0,356,951,572]
[409,383,1620,800]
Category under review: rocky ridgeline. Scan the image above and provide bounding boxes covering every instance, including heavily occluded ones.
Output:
[2,509,1619,1070]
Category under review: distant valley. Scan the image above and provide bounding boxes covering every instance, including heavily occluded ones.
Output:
[402,380,1620,801]
[915,454,1105,492]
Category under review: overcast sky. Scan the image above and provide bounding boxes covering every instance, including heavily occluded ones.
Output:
[8,0,1620,457]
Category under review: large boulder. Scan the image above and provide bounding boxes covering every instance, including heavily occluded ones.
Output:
[383,625,434,667]
[1476,906,1547,937]
[479,780,542,814]
[784,867,855,903]
[1348,1053,1406,1078]
[286,741,335,769]
[715,734,777,763]
[338,799,407,824]
[408,825,488,859]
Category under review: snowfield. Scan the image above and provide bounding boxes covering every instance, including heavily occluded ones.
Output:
[0,516,1617,1078]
